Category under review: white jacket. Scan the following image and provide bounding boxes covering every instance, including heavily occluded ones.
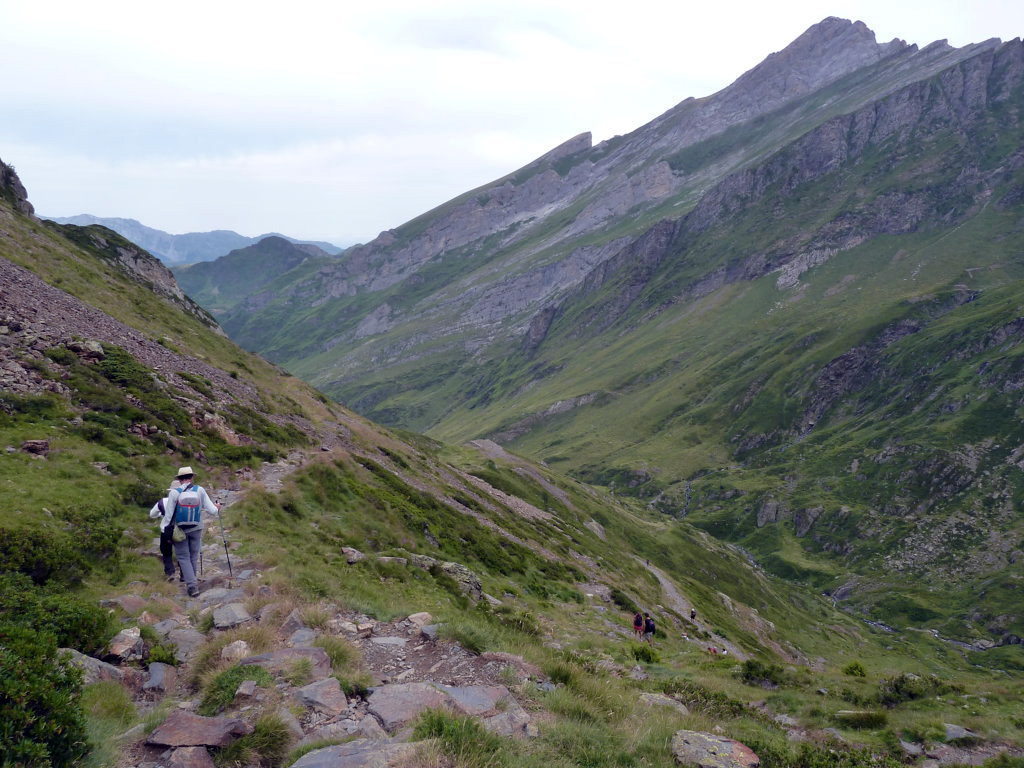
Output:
[158,484,219,531]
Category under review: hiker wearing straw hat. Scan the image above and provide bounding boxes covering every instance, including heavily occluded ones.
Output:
[158,466,220,597]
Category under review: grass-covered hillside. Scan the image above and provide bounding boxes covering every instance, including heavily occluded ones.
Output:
[4,160,1023,768]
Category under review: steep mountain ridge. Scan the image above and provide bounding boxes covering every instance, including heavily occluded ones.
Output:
[183,25,1024,643]
[45,213,342,264]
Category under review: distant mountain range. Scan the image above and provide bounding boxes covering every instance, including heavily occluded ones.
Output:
[180,18,1024,640]
[42,213,343,264]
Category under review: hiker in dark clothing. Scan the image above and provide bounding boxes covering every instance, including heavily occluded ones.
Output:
[632,611,644,639]
[643,613,656,645]
[149,479,182,582]
[690,608,697,621]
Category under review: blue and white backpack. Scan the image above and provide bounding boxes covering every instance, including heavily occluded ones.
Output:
[174,484,202,526]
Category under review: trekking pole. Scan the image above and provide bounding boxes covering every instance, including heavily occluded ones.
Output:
[217,498,233,582]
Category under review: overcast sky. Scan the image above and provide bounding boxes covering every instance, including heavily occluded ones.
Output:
[1,1,1021,244]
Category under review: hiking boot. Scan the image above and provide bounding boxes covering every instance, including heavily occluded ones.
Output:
[187,585,200,598]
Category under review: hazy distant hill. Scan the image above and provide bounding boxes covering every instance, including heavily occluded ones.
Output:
[43,213,342,264]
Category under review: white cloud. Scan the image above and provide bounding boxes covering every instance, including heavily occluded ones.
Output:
[2,0,1022,241]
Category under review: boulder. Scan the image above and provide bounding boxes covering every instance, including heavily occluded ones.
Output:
[342,547,366,564]
[420,624,442,642]
[212,603,251,629]
[483,701,532,738]
[671,730,760,768]
[370,636,407,647]
[234,679,258,701]
[406,612,433,627]
[168,628,206,663]
[152,619,181,637]
[290,739,420,768]
[146,710,251,747]
[276,707,305,739]
[944,723,975,742]
[440,562,482,602]
[294,677,349,716]
[280,608,306,634]
[105,627,145,663]
[67,339,104,360]
[357,622,375,638]
[329,618,359,635]
[239,647,332,680]
[639,692,690,717]
[167,746,216,768]
[143,662,177,695]
[289,628,317,647]
[106,594,147,615]
[439,684,513,717]
[220,640,250,662]
[376,556,408,566]
[367,682,452,732]
[20,439,49,456]
[60,648,124,684]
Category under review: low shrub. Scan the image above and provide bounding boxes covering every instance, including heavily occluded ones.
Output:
[215,713,293,767]
[314,636,360,673]
[656,677,748,719]
[740,659,790,688]
[0,623,88,768]
[199,665,274,716]
[746,738,903,768]
[833,710,888,729]
[842,661,867,677]
[82,680,135,727]
[0,572,114,653]
[609,588,639,615]
[876,673,960,708]
[413,709,507,768]
[285,658,313,687]
[629,643,660,664]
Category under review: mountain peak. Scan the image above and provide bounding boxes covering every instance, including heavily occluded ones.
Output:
[728,17,907,105]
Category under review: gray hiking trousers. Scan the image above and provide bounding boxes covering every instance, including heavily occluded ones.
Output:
[172,526,203,589]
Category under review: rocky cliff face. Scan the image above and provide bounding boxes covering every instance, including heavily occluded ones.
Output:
[0,159,34,215]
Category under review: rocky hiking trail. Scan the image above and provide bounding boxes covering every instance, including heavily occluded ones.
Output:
[69,444,557,768]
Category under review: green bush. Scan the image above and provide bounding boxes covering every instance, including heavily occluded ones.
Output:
[876,673,960,708]
[215,713,293,768]
[656,677,749,719]
[629,643,660,664]
[0,623,88,768]
[198,665,274,716]
[842,661,867,677]
[413,709,507,768]
[834,710,888,729]
[0,573,114,653]
[313,635,359,672]
[740,659,790,688]
[746,738,903,768]
[609,588,639,615]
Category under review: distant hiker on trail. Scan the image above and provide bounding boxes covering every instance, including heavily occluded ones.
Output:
[643,613,656,645]
[148,478,182,582]
[159,466,219,598]
[690,608,696,621]
[632,611,644,639]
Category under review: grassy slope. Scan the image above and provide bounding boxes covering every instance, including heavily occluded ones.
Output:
[4,194,1022,765]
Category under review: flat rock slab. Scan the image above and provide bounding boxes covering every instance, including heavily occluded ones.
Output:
[370,636,407,647]
[479,652,541,678]
[199,587,246,604]
[60,648,124,684]
[153,619,181,637]
[295,677,349,716]
[367,683,452,732]
[290,739,421,768]
[482,698,533,738]
[367,682,515,733]
[438,684,511,717]
[147,710,251,748]
[106,627,144,663]
[168,628,207,663]
[168,746,216,768]
[640,692,690,717]
[213,603,252,629]
[671,730,760,768]
[240,646,332,680]
[289,628,317,647]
